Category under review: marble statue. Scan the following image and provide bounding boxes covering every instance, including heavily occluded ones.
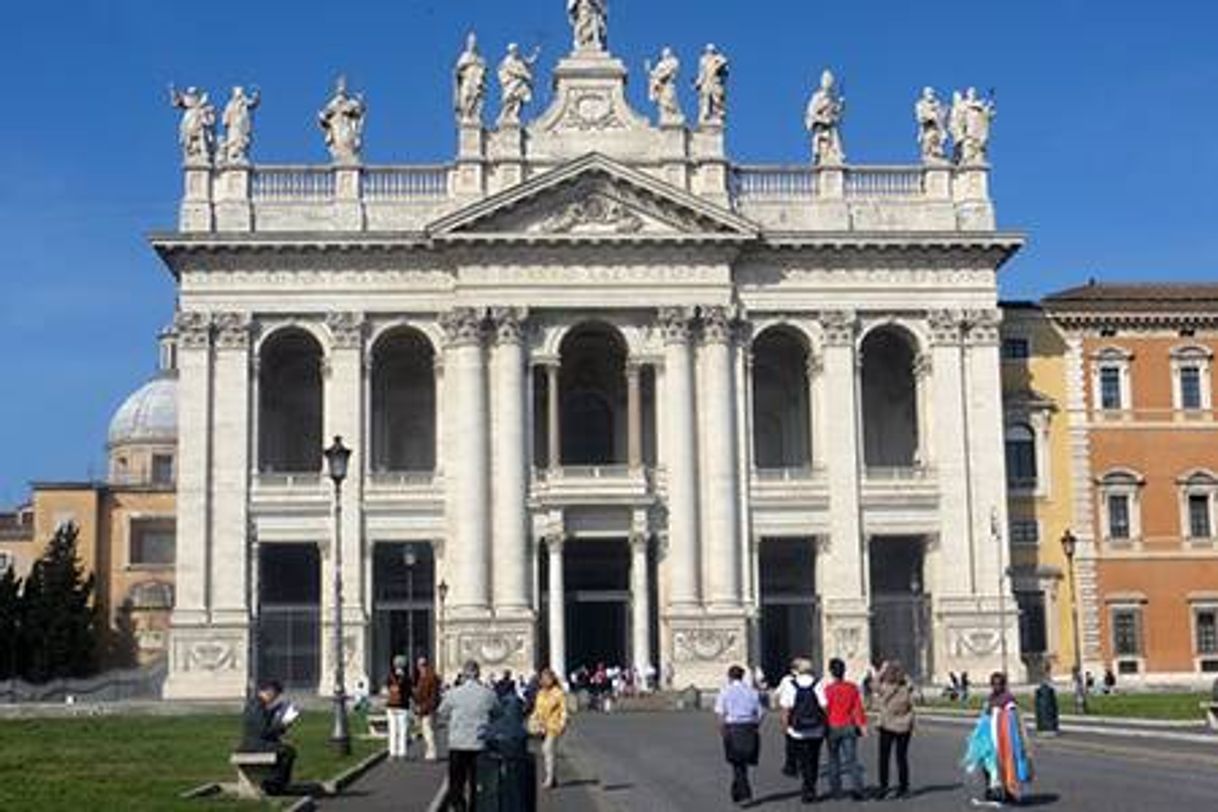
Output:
[169,85,216,165]
[318,76,366,164]
[914,87,947,163]
[454,32,488,125]
[646,47,682,124]
[952,87,996,165]
[805,69,845,165]
[497,43,540,127]
[567,0,608,51]
[219,86,260,166]
[694,44,729,126]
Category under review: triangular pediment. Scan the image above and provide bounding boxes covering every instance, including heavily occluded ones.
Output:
[427,154,758,241]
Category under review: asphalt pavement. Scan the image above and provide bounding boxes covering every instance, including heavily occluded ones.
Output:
[563,711,1218,812]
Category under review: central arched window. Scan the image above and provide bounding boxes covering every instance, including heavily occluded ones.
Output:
[370,328,436,472]
[559,323,627,466]
[860,326,920,468]
[258,329,324,473]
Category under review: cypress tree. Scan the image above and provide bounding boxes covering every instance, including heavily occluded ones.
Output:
[20,523,102,682]
[0,566,20,679]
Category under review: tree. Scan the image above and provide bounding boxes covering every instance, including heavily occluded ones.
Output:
[107,598,141,670]
[0,566,20,680]
[20,523,102,682]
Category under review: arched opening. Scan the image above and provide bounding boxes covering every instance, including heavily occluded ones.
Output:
[370,328,436,473]
[559,323,628,466]
[860,326,920,469]
[752,327,812,469]
[258,329,324,473]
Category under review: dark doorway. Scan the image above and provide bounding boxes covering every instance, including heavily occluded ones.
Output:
[869,537,931,682]
[759,538,820,684]
[372,543,435,690]
[564,540,629,672]
[258,544,321,691]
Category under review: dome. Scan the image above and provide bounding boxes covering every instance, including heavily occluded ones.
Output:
[108,375,178,447]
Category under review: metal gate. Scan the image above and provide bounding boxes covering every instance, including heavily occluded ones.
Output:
[870,594,932,683]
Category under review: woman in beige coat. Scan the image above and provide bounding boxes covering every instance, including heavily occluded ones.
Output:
[874,661,916,799]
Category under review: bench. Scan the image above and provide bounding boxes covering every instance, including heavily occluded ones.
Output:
[229,751,281,800]
[1201,702,1218,732]
[366,713,389,739]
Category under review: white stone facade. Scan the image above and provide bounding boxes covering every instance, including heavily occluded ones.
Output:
[154,14,1022,697]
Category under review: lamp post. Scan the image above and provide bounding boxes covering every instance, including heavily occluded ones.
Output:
[992,508,1010,676]
[438,579,449,677]
[403,544,418,667]
[324,435,352,756]
[1061,529,1087,714]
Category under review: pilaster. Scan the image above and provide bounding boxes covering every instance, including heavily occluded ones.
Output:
[928,310,974,597]
[180,166,213,232]
[213,166,253,232]
[210,312,253,626]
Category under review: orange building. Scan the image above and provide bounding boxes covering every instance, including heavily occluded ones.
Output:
[1046,283,1218,684]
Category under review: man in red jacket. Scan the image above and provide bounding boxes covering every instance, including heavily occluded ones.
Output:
[823,657,868,801]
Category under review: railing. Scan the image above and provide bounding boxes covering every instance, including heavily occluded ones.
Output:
[251,167,335,201]
[845,167,924,198]
[367,470,437,487]
[539,464,634,480]
[753,466,822,482]
[254,471,324,488]
[731,165,816,200]
[864,465,934,481]
[361,167,450,201]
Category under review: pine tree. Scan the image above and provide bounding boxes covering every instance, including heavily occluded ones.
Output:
[0,566,20,680]
[20,523,102,682]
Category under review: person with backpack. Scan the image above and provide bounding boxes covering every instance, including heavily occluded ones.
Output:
[824,657,868,801]
[778,657,828,803]
[714,664,764,805]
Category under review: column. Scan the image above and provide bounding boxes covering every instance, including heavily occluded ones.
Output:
[210,313,252,625]
[928,310,973,596]
[819,310,869,673]
[492,308,530,615]
[627,361,643,470]
[660,307,699,609]
[700,306,742,608]
[441,308,491,616]
[169,312,212,626]
[546,534,566,675]
[630,532,651,672]
[546,362,561,470]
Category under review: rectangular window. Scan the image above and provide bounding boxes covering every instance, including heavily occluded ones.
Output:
[130,519,176,566]
[1005,440,1037,488]
[1099,366,1123,410]
[1016,591,1048,655]
[1189,494,1212,538]
[1009,520,1040,545]
[151,454,175,486]
[1107,494,1131,540]
[1001,338,1030,361]
[0,551,11,574]
[1180,366,1203,410]
[1197,610,1218,656]
[1112,608,1142,657]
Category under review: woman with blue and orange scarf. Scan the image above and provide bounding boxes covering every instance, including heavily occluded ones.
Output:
[962,671,1035,806]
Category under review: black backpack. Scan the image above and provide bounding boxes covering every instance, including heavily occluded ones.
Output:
[790,680,826,734]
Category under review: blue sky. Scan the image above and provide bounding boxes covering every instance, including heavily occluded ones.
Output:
[1,0,1216,500]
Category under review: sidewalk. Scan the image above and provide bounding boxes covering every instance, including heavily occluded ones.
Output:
[319,738,612,812]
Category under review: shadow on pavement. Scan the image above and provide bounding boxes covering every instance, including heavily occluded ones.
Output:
[910,781,964,797]
[1019,793,1061,807]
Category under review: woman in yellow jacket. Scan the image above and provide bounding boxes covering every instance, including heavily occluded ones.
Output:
[529,667,568,789]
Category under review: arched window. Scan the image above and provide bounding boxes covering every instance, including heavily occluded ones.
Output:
[1005,424,1037,489]
[558,323,628,466]
[860,326,920,468]
[370,328,436,472]
[751,327,811,469]
[258,329,324,473]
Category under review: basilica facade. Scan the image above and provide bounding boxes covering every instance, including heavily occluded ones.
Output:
[153,6,1022,698]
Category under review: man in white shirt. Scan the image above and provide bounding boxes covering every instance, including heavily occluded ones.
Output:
[778,657,829,804]
[715,665,764,805]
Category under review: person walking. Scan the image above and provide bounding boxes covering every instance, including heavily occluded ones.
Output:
[438,660,498,812]
[529,667,569,789]
[874,661,916,799]
[963,672,1034,807]
[778,657,828,804]
[714,664,764,805]
[413,656,440,761]
[824,657,868,801]
[775,659,800,777]
[385,655,412,759]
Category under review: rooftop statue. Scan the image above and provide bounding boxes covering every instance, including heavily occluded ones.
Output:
[568,0,607,52]
[318,76,366,165]
[915,87,947,164]
[169,85,216,165]
[454,32,488,126]
[805,69,845,166]
[952,87,996,165]
[646,47,682,125]
[220,86,260,166]
[694,44,729,126]
[497,43,541,127]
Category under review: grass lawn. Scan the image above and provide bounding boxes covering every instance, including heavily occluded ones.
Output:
[919,691,1210,721]
[0,710,382,811]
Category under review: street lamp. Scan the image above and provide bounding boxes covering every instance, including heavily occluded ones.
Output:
[403,544,418,669]
[992,509,1011,677]
[324,435,352,755]
[438,579,449,676]
[1061,528,1087,714]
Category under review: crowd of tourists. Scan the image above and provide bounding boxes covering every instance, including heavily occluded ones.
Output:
[716,658,1034,807]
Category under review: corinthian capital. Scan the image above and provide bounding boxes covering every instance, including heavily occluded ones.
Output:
[700,305,736,345]
[490,306,528,345]
[440,307,486,348]
[658,306,695,345]
[213,312,253,351]
[326,311,366,350]
[927,309,963,346]
[173,310,212,350]
[965,309,1002,346]
[819,310,857,346]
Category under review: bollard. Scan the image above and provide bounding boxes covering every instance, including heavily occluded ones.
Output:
[1034,682,1060,736]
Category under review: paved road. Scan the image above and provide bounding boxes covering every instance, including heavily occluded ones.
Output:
[565,711,1218,812]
